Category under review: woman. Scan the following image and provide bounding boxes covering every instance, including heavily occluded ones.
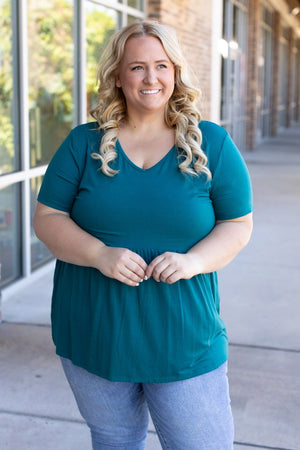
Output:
[34,20,253,449]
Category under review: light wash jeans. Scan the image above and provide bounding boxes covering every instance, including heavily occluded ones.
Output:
[61,358,234,450]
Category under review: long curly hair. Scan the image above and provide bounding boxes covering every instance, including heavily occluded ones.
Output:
[90,20,211,179]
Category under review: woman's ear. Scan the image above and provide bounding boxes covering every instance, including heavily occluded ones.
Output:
[116,77,121,88]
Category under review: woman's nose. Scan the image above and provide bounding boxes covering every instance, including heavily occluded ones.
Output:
[144,68,157,84]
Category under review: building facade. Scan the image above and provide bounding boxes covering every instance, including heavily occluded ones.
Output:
[0,0,299,292]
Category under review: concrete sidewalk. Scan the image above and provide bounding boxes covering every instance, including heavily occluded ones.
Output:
[1,125,300,449]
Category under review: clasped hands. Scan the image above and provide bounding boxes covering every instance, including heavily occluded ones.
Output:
[95,246,200,287]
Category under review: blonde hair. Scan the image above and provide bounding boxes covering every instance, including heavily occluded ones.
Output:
[90,20,211,179]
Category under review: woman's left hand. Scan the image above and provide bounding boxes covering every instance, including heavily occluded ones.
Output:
[145,252,200,284]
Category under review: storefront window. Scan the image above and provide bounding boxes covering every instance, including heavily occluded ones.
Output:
[278,31,288,128]
[0,183,21,286]
[86,2,119,117]
[0,0,17,175]
[28,0,74,167]
[257,5,273,139]
[220,0,248,149]
[292,49,299,121]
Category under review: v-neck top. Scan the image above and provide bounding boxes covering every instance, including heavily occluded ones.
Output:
[38,120,253,382]
[116,139,176,172]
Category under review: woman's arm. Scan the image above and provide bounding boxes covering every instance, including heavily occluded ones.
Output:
[145,212,253,283]
[33,202,147,286]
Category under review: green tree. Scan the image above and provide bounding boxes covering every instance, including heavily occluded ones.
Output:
[86,8,116,111]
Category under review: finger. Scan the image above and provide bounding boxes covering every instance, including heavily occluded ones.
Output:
[117,272,141,287]
[151,260,171,282]
[119,264,144,283]
[164,270,182,284]
[146,255,165,279]
[128,256,147,278]
[158,266,178,283]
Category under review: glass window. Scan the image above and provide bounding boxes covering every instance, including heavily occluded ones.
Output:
[0,0,17,175]
[292,49,299,121]
[127,15,140,25]
[128,0,142,9]
[262,6,273,27]
[278,31,288,128]
[30,176,52,270]
[28,0,74,168]
[257,5,273,139]
[86,2,119,117]
[0,183,21,286]
[220,0,248,149]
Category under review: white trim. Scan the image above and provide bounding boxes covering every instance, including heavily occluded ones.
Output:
[210,0,223,124]
[28,165,48,178]
[74,0,87,125]
[87,0,145,19]
[0,166,47,188]
[19,0,30,174]
[19,0,31,278]
[22,178,31,277]
[0,172,25,188]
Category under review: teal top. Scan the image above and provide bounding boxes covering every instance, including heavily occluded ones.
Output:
[38,120,253,382]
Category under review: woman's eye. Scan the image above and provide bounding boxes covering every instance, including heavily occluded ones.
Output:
[131,65,143,71]
[158,64,167,69]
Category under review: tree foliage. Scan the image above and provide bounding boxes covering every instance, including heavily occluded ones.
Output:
[0,0,117,173]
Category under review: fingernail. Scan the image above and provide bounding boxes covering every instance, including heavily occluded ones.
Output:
[144,275,148,281]
[136,283,140,287]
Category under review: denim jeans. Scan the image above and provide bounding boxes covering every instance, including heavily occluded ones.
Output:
[61,358,234,449]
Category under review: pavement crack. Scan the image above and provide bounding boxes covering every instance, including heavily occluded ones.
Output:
[234,441,297,450]
[0,409,85,425]
[229,342,300,354]
[1,321,51,328]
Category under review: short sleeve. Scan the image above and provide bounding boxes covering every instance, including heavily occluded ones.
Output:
[37,125,89,212]
[210,131,253,221]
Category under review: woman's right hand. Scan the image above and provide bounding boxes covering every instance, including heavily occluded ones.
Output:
[95,246,147,287]
[33,203,147,287]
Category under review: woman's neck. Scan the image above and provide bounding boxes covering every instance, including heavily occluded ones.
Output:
[123,111,170,135]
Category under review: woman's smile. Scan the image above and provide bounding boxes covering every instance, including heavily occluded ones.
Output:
[140,89,161,95]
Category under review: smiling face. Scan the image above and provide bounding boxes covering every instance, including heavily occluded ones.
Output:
[115,36,175,118]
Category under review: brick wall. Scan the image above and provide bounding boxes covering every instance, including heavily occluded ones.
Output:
[147,0,213,119]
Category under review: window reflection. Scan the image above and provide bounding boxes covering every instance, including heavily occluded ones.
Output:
[30,176,52,270]
[28,0,74,167]
[128,0,144,10]
[128,15,140,25]
[0,183,21,286]
[0,0,16,175]
[86,2,119,117]
[128,0,139,8]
